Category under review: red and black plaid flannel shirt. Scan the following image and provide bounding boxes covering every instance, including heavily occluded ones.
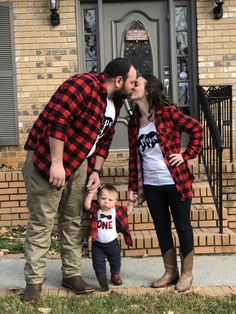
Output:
[128,105,203,203]
[24,72,123,181]
[88,201,133,246]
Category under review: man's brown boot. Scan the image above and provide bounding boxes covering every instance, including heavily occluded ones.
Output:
[175,250,194,292]
[22,283,42,304]
[111,274,122,285]
[151,247,179,288]
[62,276,95,294]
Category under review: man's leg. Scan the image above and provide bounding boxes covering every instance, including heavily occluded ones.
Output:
[58,160,94,293]
[22,151,62,303]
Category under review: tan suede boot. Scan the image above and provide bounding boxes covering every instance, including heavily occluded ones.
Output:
[151,247,179,288]
[175,250,194,292]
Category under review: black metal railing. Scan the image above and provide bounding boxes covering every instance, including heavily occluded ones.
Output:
[203,85,233,161]
[197,85,225,233]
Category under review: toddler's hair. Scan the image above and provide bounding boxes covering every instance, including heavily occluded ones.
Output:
[97,183,118,196]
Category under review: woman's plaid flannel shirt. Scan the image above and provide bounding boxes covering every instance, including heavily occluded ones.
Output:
[128,105,203,203]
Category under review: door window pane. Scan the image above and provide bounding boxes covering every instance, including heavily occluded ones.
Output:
[175,6,190,110]
[83,9,98,72]
[124,21,153,75]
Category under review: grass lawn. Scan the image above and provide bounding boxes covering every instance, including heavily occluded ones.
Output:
[0,226,61,255]
[0,293,235,314]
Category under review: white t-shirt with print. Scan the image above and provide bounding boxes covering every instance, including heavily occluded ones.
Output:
[97,207,117,243]
[138,122,174,186]
[87,98,115,158]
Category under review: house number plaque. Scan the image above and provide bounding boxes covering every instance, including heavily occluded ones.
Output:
[126,29,148,41]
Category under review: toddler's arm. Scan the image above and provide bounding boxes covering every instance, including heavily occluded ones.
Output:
[84,190,96,211]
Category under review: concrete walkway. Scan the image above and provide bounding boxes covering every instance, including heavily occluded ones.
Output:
[0,254,236,297]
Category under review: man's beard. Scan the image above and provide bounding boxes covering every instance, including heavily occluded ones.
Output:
[113,84,131,100]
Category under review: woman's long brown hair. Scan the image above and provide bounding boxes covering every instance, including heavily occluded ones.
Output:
[129,74,169,127]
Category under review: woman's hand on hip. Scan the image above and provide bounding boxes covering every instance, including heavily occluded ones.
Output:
[169,153,184,167]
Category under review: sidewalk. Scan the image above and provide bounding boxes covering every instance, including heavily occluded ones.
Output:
[0,254,236,297]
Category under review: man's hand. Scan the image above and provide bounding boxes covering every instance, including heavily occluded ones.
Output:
[49,163,66,189]
[86,172,101,192]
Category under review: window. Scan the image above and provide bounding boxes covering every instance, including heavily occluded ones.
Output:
[83,8,99,72]
[175,5,190,115]
[0,3,18,146]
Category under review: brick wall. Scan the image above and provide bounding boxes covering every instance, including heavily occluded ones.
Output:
[0,0,78,168]
[197,0,236,160]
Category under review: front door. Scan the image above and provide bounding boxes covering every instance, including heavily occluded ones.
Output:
[103,1,169,150]
[79,0,196,149]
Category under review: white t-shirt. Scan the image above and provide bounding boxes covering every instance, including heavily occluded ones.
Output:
[97,207,117,243]
[87,98,115,158]
[138,122,174,185]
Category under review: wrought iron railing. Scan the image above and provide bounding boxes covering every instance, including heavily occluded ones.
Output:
[203,85,233,161]
[197,85,226,233]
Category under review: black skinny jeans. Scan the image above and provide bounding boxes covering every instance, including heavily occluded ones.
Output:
[144,184,193,257]
[92,239,121,277]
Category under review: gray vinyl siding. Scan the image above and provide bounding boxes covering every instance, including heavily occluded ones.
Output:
[0,3,18,146]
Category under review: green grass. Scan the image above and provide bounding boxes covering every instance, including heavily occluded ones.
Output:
[0,293,235,314]
[0,226,60,254]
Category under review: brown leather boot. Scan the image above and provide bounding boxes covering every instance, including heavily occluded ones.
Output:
[22,283,42,304]
[111,274,122,285]
[62,276,95,294]
[151,247,179,288]
[175,250,194,292]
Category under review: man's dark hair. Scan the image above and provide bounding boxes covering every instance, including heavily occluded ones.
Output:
[104,58,132,80]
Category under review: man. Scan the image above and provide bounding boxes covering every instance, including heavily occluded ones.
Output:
[22,58,137,304]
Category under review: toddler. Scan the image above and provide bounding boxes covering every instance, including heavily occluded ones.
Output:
[84,183,133,291]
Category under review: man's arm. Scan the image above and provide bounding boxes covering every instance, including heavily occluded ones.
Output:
[49,137,66,188]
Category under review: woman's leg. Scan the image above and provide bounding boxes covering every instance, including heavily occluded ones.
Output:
[168,185,194,291]
[144,185,179,288]
[144,185,173,254]
[168,186,193,257]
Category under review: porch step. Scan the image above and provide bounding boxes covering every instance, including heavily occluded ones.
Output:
[101,164,207,185]
[102,156,207,181]
[105,182,215,207]
[128,204,228,231]
[88,228,236,257]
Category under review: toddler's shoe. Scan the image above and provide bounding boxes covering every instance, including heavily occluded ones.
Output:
[97,273,109,291]
[111,274,122,285]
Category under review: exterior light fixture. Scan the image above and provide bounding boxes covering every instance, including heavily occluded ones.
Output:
[214,0,224,20]
[48,0,60,26]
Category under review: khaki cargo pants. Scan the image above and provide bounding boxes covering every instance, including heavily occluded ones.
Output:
[22,151,88,284]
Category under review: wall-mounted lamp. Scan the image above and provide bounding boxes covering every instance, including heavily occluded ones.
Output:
[48,0,60,26]
[214,0,224,20]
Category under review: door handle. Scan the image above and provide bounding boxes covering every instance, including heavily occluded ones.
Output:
[164,78,170,99]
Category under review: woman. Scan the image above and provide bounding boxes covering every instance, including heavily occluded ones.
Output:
[128,74,203,292]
